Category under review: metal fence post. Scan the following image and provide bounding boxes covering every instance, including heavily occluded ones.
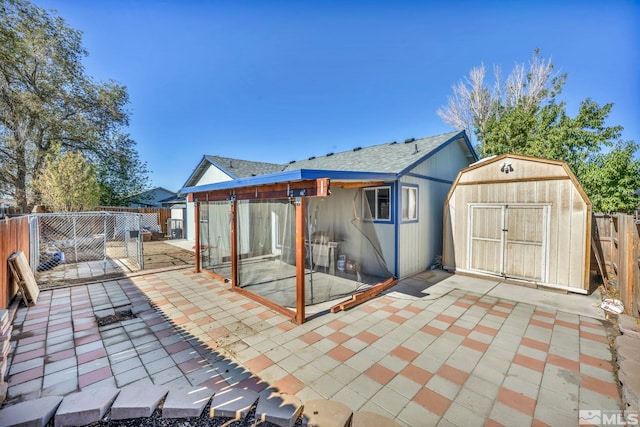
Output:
[103,213,108,274]
[72,215,78,263]
[138,214,144,269]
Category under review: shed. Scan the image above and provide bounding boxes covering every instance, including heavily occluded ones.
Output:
[443,154,593,294]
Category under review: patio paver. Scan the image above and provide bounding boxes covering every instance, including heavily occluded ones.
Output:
[1,268,622,426]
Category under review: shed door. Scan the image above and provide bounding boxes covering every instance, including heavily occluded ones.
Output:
[469,206,504,275]
[469,205,548,282]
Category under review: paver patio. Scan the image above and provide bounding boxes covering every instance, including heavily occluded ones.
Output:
[4,267,623,426]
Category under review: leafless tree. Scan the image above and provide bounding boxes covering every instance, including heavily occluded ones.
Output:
[438,50,560,154]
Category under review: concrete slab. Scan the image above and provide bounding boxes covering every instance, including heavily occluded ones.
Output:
[110,378,168,420]
[161,385,214,418]
[420,275,501,300]
[619,314,640,339]
[209,388,258,420]
[256,392,303,427]
[488,282,604,319]
[0,395,63,427]
[54,385,119,427]
[302,399,352,427]
[618,359,640,410]
[616,335,640,363]
[352,411,402,427]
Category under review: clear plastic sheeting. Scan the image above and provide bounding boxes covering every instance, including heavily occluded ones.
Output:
[200,188,393,309]
[199,201,232,272]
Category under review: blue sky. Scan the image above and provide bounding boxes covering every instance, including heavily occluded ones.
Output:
[36,0,639,191]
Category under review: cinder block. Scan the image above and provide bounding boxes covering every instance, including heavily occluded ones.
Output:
[0,395,63,427]
[210,388,258,420]
[302,399,352,427]
[256,392,303,427]
[110,378,168,420]
[54,386,119,427]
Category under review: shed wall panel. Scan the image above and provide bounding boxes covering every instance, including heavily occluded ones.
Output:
[460,158,567,183]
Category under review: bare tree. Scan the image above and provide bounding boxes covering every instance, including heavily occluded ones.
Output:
[437,50,561,156]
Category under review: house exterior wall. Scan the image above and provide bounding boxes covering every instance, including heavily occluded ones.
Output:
[374,221,396,276]
[444,156,590,292]
[186,164,234,241]
[197,165,233,186]
[398,137,474,278]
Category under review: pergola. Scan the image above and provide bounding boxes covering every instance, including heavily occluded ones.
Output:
[184,171,397,324]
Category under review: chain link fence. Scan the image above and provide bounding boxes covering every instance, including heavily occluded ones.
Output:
[29,212,144,287]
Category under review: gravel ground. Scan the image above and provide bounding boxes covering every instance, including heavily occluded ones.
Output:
[86,403,304,427]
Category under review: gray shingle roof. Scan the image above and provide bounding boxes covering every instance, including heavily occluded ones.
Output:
[205,156,283,178]
[185,131,470,190]
[281,131,464,174]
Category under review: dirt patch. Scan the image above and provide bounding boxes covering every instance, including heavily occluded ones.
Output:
[143,241,195,270]
[95,309,136,327]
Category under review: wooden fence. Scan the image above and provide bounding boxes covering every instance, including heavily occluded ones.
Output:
[96,206,172,235]
[0,216,30,309]
[593,214,640,317]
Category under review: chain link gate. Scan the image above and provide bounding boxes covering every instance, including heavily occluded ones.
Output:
[29,212,144,287]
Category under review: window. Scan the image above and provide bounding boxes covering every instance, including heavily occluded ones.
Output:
[364,186,391,221]
[402,186,418,221]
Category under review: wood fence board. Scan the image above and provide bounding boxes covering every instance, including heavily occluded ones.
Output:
[594,213,640,318]
[0,216,30,309]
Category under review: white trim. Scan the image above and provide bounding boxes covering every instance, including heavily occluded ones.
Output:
[363,186,392,222]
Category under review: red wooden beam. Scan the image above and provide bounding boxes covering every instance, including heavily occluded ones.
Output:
[230,200,238,288]
[194,201,201,273]
[295,197,306,324]
[189,178,330,202]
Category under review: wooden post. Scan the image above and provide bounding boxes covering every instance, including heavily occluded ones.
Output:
[622,215,635,313]
[295,197,306,324]
[194,200,201,273]
[230,199,238,288]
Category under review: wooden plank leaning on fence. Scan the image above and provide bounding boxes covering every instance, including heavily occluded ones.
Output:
[7,251,39,306]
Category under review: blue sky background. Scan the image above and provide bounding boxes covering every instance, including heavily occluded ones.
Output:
[36,0,639,191]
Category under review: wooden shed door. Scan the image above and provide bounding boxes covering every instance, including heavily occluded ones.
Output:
[469,205,548,281]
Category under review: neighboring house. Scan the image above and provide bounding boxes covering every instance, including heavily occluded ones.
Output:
[128,187,177,208]
[181,130,476,280]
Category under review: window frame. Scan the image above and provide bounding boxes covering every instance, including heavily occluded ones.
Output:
[363,185,393,223]
[401,184,419,223]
